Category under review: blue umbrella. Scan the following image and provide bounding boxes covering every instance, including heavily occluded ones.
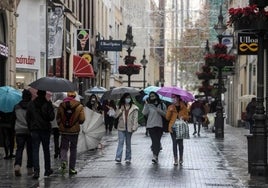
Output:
[0,86,22,113]
[143,86,160,94]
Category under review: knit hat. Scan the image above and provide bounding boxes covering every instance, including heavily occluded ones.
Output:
[22,89,32,101]
[37,90,46,97]
[67,91,76,98]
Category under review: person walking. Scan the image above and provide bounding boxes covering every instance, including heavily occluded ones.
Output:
[26,90,55,179]
[142,92,166,164]
[190,99,205,136]
[13,89,33,176]
[0,111,15,160]
[57,91,85,175]
[103,100,116,134]
[86,94,102,114]
[115,93,139,164]
[166,94,189,166]
[246,97,256,133]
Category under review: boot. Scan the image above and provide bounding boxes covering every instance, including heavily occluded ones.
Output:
[14,165,21,177]
[174,157,178,166]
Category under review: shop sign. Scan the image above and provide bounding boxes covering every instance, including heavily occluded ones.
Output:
[76,29,90,52]
[238,33,258,55]
[97,40,122,51]
[16,55,35,65]
[0,44,8,57]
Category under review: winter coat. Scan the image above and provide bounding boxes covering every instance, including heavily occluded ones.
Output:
[14,100,31,135]
[142,103,166,129]
[57,98,85,135]
[115,104,139,132]
[26,97,55,131]
[166,101,189,133]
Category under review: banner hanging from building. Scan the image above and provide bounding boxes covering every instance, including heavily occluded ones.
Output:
[47,6,64,59]
[237,33,258,55]
[76,29,90,53]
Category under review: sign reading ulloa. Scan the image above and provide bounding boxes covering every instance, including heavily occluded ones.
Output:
[238,33,258,55]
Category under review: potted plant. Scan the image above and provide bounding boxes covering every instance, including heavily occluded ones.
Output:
[118,64,141,75]
[228,5,268,31]
[213,43,227,54]
[124,55,136,65]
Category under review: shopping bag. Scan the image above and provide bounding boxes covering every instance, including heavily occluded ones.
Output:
[172,118,190,139]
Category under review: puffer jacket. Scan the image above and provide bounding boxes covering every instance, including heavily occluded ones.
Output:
[57,98,85,134]
[26,97,55,131]
[14,100,30,135]
[166,101,189,133]
[116,104,139,132]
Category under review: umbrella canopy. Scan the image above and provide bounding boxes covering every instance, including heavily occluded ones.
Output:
[157,86,194,102]
[143,86,160,94]
[85,86,107,95]
[0,86,22,113]
[110,86,140,100]
[239,94,256,101]
[29,77,75,92]
[77,107,105,153]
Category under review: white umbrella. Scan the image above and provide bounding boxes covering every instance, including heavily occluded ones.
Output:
[239,94,256,101]
[84,86,107,95]
[77,107,105,153]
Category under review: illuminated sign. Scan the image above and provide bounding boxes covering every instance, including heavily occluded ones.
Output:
[0,44,8,57]
[238,33,258,55]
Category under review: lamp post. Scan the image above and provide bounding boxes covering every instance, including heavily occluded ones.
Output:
[213,5,226,139]
[122,25,136,87]
[140,49,148,89]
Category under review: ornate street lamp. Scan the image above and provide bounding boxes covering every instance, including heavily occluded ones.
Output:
[140,49,148,89]
[213,5,226,139]
[119,25,140,87]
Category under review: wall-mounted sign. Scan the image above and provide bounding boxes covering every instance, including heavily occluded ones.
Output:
[237,33,258,55]
[97,40,122,51]
[16,55,36,65]
[0,43,8,57]
[77,29,90,52]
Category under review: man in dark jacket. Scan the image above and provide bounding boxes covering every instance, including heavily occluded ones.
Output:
[246,97,256,133]
[26,90,55,179]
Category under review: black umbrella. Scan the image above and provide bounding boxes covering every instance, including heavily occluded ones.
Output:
[29,77,75,92]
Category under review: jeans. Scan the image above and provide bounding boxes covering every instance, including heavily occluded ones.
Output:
[14,134,33,168]
[170,132,183,159]
[2,127,15,157]
[31,130,51,173]
[105,116,114,132]
[115,130,132,161]
[52,128,60,156]
[193,116,201,134]
[60,134,78,170]
[148,127,163,157]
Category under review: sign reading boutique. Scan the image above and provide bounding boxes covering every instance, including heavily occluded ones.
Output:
[237,33,258,55]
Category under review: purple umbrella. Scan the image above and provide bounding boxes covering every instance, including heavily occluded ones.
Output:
[157,86,194,102]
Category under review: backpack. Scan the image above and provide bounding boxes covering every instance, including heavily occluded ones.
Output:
[63,101,78,128]
[160,103,169,133]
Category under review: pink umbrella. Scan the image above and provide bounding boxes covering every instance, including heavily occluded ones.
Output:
[157,86,194,102]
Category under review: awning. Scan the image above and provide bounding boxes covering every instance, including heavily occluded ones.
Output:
[73,55,95,78]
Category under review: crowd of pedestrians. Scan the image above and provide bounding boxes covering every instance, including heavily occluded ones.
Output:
[0,86,242,181]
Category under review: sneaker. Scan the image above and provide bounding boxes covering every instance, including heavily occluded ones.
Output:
[115,159,121,163]
[125,160,131,164]
[69,169,77,175]
[179,159,183,165]
[59,162,67,175]
[198,133,200,137]
[174,158,178,166]
[193,131,197,135]
[152,155,158,164]
[14,165,21,177]
[44,169,53,177]
[32,171,39,179]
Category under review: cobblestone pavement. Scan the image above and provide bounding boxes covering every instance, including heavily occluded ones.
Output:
[1,124,268,188]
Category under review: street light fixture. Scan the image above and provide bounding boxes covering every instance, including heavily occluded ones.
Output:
[140,49,148,89]
[213,5,226,139]
[122,25,136,56]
